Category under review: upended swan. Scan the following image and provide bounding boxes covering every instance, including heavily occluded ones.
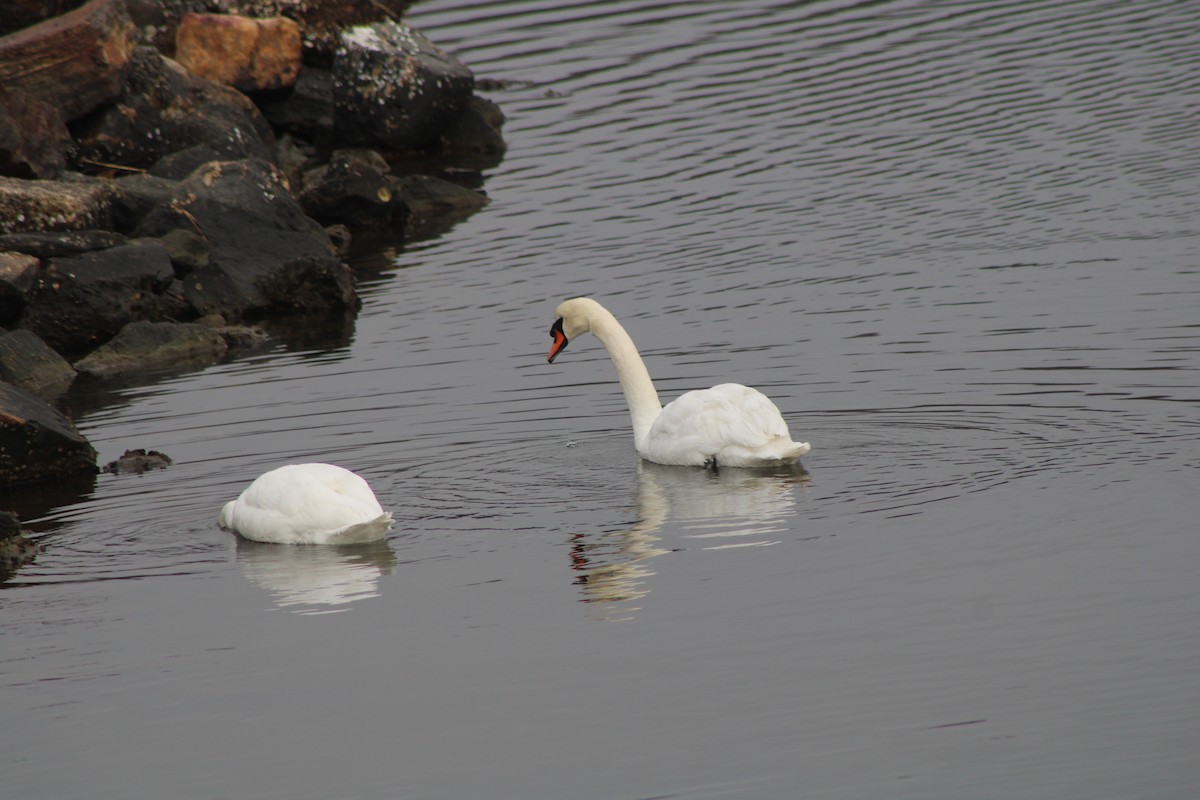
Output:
[219,463,393,544]
[547,297,811,468]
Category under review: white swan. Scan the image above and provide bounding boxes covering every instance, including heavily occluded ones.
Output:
[219,463,393,545]
[547,297,811,468]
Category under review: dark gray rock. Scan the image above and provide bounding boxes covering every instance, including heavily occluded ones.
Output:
[0,175,113,234]
[133,158,357,320]
[393,174,490,242]
[0,251,39,327]
[299,149,408,228]
[101,447,172,475]
[439,95,507,160]
[0,380,96,486]
[0,329,76,396]
[0,510,40,577]
[73,319,228,378]
[0,229,128,259]
[107,173,180,234]
[19,242,183,355]
[72,46,276,173]
[333,21,474,151]
[259,67,334,144]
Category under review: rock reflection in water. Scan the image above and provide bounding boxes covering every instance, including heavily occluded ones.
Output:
[570,461,810,618]
[234,538,398,615]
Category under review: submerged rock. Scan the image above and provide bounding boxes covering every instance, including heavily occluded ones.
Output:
[101,447,172,475]
[0,510,40,577]
[0,380,96,486]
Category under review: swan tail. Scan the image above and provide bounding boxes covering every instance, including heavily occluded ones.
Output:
[328,512,394,544]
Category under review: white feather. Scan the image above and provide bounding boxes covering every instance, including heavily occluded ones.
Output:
[219,463,393,545]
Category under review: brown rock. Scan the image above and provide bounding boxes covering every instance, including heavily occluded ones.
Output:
[0,0,136,122]
[0,86,73,178]
[209,0,414,67]
[175,13,301,93]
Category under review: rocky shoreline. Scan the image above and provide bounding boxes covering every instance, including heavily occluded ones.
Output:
[0,0,506,489]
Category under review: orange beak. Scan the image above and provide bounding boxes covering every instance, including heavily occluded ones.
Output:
[547,318,568,363]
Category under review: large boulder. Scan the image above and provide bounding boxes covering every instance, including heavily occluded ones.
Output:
[0,0,136,122]
[72,46,276,173]
[133,158,357,319]
[333,21,474,151]
[0,380,96,486]
[18,241,182,355]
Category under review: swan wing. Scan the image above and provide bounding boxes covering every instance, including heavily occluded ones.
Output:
[643,384,808,467]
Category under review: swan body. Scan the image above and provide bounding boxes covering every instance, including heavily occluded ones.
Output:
[547,297,810,468]
[219,463,393,544]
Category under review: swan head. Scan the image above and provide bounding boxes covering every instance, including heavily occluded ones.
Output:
[547,297,601,362]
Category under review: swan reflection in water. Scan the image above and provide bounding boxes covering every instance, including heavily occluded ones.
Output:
[235,538,398,615]
[570,461,810,618]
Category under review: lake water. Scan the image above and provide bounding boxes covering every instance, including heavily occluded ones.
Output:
[4,1,1199,798]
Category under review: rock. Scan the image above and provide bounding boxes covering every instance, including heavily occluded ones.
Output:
[0,251,40,326]
[107,172,179,233]
[392,174,490,242]
[72,47,276,173]
[0,380,96,486]
[0,329,76,395]
[18,242,181,355]
[258,67,334,145]
[133,158,357,320]
[0,86,73,178]
[101,447,172,474]
[299,149,408,228]
[74,319,228,378]
[1,2,86,36]
[0,175,112,234]
[0,229,128,258]
[175,13,301,93]
[333,21,475,151]
[0,510,40,576]
[206,0,414,67]
[439,95,507,159]
[0,0,136,122]
[147,227,209,276]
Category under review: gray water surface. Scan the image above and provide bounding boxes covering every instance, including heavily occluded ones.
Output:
[4,2,1199,798]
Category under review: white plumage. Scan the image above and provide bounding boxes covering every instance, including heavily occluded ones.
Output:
[547,297,811,468]
[219,463,393,544]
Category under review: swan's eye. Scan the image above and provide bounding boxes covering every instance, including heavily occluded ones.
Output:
[549,318,565,338]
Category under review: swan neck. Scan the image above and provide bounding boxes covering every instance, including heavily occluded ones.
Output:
[591,311,662,446]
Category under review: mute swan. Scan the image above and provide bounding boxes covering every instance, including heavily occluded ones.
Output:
[547,297,811,468]
[219,463,393,545]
